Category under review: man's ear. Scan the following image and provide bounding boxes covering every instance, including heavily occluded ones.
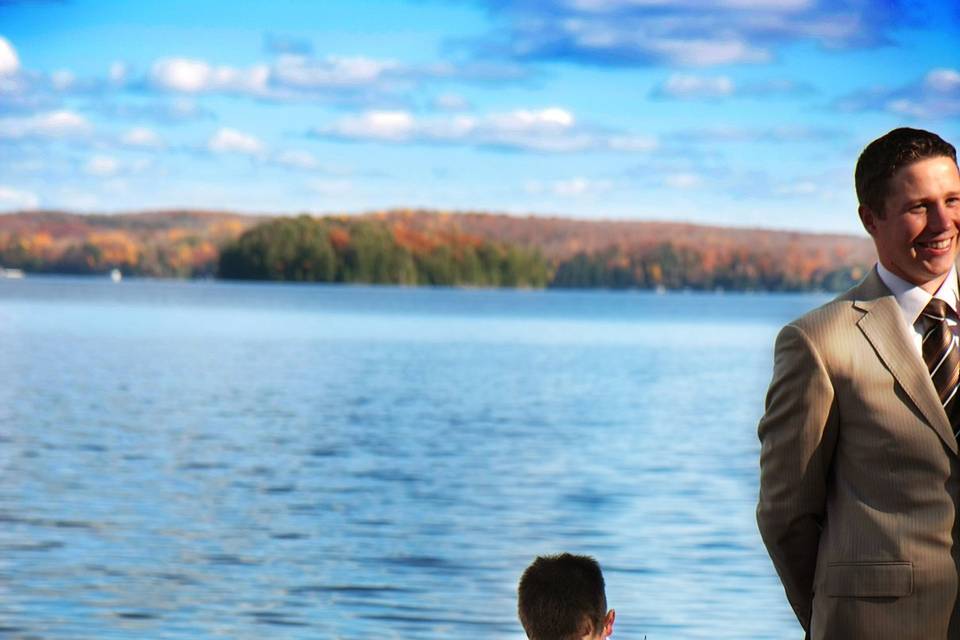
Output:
[859,204,879,236]
[602,609,615,638]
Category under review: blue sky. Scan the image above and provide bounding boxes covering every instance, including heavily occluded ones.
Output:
[0,0,958,233]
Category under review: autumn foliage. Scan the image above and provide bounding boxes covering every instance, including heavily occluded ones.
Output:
[218,215,551,287]
[0,209,875,291]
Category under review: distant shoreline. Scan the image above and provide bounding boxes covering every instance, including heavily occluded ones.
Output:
[0,209,874,293]
[0,270,842,296]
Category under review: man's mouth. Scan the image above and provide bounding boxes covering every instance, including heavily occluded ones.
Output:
[917,238,953,250]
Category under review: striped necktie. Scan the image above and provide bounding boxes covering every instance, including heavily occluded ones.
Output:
[922,298,960,434]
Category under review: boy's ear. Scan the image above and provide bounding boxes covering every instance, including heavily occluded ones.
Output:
[602,609,615,638]
[577,615,596,639]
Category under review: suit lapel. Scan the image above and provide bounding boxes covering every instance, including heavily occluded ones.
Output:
[853,269,959,455]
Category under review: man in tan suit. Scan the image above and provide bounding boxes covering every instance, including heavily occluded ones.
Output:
[757,127,960,639]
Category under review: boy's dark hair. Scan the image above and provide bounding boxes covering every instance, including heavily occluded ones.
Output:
[855,127,957,217]
[517,553,607,640]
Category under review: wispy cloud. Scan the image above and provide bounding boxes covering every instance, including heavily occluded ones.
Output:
[0,109,92,139]
[313,107,657,153]
[524,176,615,197]
[144,54,527,102]
[272,149,320,170]
[0,185,39,210]
[835,68,960,119]
[150,57,270,94]
[207,127,265,155]
[653,74,735,100]
[671,124,843,143]
[84,154,119,177]
[0,29,530,113]
[92,98,214,124]
[466,0,911,67]
[651,73,814,100]
[663,172,703,190]
[120,126,164,148]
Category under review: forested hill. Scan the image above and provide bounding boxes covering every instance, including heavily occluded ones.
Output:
[0,209,876,291]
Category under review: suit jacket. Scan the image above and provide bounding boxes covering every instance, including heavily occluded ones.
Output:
[757,267,960,639]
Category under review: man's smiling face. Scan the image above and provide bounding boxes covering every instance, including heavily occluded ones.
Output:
[861,155,960,294]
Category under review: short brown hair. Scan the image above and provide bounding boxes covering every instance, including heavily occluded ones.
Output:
[855,127,957,216]
[518,553,607,640]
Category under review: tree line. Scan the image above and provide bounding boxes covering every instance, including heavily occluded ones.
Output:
[218,215,551,287]
[551,245,865,292]
[0,210,870,291]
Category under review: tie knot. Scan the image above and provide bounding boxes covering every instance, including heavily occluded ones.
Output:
[924,298,955,322]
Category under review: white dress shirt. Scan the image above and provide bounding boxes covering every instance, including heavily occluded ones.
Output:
[876,262,960,356]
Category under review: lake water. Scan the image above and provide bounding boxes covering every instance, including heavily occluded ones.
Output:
[0,276,832,639]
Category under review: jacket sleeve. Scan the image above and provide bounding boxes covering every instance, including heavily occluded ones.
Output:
[757,323,839,633]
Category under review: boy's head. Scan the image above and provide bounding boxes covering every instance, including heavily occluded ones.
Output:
[517,553,616,640]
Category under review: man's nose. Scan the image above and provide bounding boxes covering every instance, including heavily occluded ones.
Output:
[927,202,954,231]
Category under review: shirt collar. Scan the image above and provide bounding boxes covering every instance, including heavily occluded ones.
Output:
[877,262,960,325]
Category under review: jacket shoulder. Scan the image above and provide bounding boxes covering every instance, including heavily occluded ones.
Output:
[785,273,881,343]
[788,296,860,339]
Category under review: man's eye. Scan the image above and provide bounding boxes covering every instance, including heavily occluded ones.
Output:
[947,197,960,207]
[910,204,927,212]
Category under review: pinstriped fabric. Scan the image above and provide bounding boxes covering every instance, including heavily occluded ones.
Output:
[757,268,960,640]
[921,299,960,435]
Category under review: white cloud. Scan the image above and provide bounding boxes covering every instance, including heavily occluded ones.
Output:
[648,38,769,66]
[50,69,75,90]
[85,155,119,177]
[606,135,658,152]
[656,74,735,99]
[135,53,527,104]
[274,149,320,170]
[835,67,960,119]
[925,68,960,93]
[0,185,38,210]
[151,58,209,92]
[151,57,269,94]
[207,127,265,155]
[109,61,128,84]
[272,54,398,89]
[525,177,614,197]
[475,0,897,67]
[0,110,92,139]
[319,106,655,154]
[329,110,416,142]
[148,54,402,100]
[486,107,574,130]
[664,173,703,189]
[553,177,613,197]
[121,127,163,148]
[0,37,19,76]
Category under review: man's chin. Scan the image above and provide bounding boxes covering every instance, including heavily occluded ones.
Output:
[922,257,959,276]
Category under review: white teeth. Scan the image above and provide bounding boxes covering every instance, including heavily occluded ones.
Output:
[921,239,951,249]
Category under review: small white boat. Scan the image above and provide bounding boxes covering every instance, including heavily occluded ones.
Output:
[0,267,24,279]
[110,268,122,282]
